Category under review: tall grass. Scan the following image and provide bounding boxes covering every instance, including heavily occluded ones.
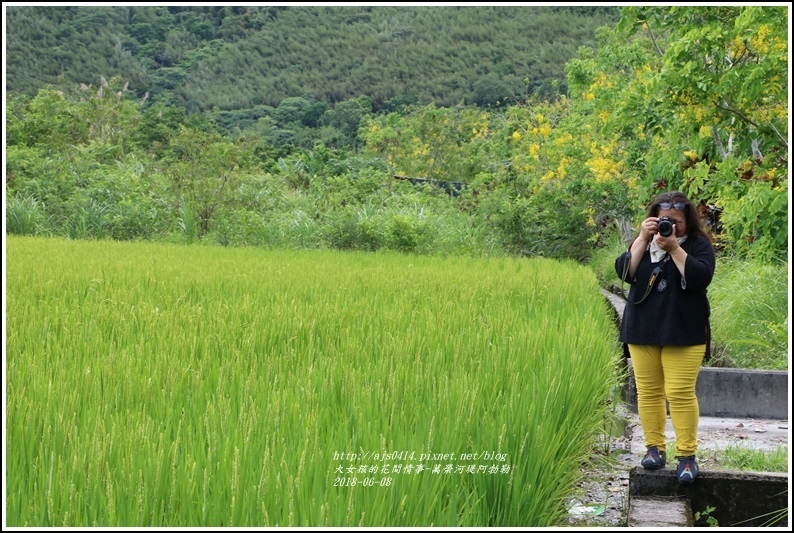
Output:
[177,200,198,243]
[6,236,620,526]
[708,259,789,369]
[6,194,48,236]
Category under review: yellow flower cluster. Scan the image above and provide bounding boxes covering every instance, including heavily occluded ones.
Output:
[472,122,490,139]
[699,125,711,138]
[587,156,621,183]
[554,133,574,146]
[692,105,707,122]
[412,137,430,156]
[590,72,613,90]
[730,34,748,60]
[512,131,521,141]
[634,64,653,77]
[557,158,568,179]
[539,123,551,138]
[768,102,787,121]
[514,160,535,174]
[750,24,771,54]
[529,143,540,160]
[772,36,787,51]
[586,207,596,227]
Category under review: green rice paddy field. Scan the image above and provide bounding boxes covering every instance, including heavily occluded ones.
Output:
[5,236,620,526]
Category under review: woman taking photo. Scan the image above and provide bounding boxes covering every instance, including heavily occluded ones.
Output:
[615,191,716,485]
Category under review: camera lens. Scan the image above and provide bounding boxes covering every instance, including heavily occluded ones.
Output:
[658,217,673,237]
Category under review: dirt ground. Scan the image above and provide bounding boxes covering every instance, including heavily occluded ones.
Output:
[565,407,790,527]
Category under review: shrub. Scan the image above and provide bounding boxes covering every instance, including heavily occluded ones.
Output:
[386,212,432,253]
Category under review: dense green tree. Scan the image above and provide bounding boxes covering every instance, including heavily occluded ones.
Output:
[163,125,251,236]
[470,73,516,107]
[273,96,313,126]
[320,96,373,149]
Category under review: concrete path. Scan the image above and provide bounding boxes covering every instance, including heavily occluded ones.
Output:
[626,411,789,455]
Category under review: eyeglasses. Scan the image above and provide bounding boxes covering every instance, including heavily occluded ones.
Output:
[659,202,686,211]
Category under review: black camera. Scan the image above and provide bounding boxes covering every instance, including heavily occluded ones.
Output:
[657,216,674,237]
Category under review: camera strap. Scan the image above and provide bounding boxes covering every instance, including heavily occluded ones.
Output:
[621,253,670,305]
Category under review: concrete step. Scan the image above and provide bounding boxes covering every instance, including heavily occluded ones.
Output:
[628,467,789,527]
[628,496,692,527]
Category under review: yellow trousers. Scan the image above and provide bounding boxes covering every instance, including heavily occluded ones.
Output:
[629,344,705,457]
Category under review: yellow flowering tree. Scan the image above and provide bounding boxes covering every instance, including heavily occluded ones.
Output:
[359,6,787,261]
[571,5,787,260]
[360,104,490,183]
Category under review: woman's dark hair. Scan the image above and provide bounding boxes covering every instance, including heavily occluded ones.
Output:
[646,191,711,240]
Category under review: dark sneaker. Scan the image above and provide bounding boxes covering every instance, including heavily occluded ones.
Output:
[640,446,666,470]
[676,456,698,485]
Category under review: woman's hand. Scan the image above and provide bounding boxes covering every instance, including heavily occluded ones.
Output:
[656,229,680,252]
[639,217,659,242]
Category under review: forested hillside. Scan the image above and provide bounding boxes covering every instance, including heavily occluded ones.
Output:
[5,5,619,112]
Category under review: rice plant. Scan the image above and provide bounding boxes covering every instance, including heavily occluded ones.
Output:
[6,236,621,527]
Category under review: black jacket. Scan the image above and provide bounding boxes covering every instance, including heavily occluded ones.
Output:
[615,233,715,357]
